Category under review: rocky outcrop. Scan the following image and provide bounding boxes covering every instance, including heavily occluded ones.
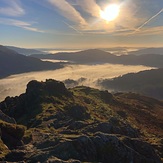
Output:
[26,79,72,97]
[0,80,162,162]
[0,79,72,125]
[25,132,161,163]
[83,121,139,138]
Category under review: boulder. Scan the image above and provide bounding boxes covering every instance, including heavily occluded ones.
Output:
[41,133,161,163]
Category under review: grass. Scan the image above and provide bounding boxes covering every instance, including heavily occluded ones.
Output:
[0,120,25,140]
[0,139,9,159]
[0,120,25,159]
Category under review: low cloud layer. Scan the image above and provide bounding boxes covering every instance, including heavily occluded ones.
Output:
[0,63,153,102]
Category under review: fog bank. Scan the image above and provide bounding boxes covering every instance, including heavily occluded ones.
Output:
[0,63,153,102]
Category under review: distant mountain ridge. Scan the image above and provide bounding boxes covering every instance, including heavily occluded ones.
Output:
[0,45,62,78]
[31,49,163,68]
[32,49,116,63]
[6,46,47,56]
[129,47,163,56]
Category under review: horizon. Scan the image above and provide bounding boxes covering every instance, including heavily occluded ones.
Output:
[2,45,163,51]
[0,0,163,49]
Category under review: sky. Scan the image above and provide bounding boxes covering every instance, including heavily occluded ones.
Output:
[0,0,163,49]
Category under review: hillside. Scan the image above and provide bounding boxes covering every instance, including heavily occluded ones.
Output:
[31,49,117,63]
[31,49,163,68]
[98,68,163,99]
[0,79,162,162]
[6,46,47,56]
[0,45,63,78]
[129,47,163,56]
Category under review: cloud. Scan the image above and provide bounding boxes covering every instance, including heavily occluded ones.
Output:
[133,8,163,33]
[71,0,144,34]
[43,0,162,37]
[0,63,152,102]
[110,25,163,37]
[47,0,87,27]
[85,1,163,36]
[77,0,101,18]
[82,28,133,35]
[0,0,25,16]
[62,21,83,34]
[132,26,163,36]
[0,18,45,33]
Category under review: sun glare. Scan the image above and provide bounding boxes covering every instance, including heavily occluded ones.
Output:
[100,4,120,22]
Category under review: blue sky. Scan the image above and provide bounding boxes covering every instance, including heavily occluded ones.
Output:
[0,0,163,49]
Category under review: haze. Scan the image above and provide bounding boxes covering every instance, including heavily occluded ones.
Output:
[0,63,153,102]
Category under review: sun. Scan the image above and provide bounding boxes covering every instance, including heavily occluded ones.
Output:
[100,4,120,22]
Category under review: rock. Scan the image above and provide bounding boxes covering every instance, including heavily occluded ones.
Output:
[0,110,16,124]
[122,137,162,162]
[0,120,25,149]
[26,79,72,97]
[84,121,139,138]
[0,80,72,126]
[37,133,161,163]
[99,90,113,103]
[66,104,90,120]
[68,121,88,130]
[5,149,26,162]
[0,80,162,162]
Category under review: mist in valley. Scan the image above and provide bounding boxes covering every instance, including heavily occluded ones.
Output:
[0,63,153,102]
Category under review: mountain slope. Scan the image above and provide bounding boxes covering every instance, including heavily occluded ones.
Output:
[0,45,63,78]
[31,49,163,68]
[118,53,163,67]
[0,79,162,162]
[129,47,163,56]
[98,68,163,99]
[31,49,117,63]
[6,46,47,56]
